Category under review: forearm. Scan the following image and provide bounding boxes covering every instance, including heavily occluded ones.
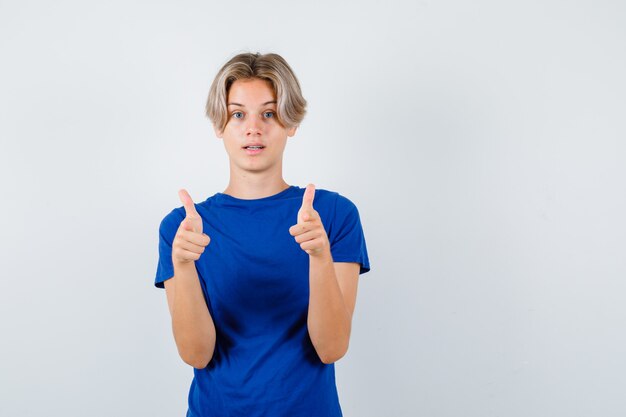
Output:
[171,261,216,368]
[307,250,352,364]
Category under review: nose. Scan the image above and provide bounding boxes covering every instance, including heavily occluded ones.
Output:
[245,114,262,136]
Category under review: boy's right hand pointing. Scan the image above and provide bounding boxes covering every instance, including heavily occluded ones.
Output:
[172,189,211,264]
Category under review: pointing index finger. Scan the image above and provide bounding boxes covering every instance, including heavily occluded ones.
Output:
[178,189,199,218]
[301,183,316,210]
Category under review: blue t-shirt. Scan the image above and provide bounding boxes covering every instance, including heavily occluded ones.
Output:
[155,185,370,417]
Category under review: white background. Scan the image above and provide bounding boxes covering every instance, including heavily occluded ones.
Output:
[1,0,625,416]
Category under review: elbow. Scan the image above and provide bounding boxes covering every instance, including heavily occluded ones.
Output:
[182,351,213,369]
[317,342,350,365]
[179,343,215,369]
[319,350,346,364]
[309,327,352,364]
[173,327,216,369]
[189,359,211,370]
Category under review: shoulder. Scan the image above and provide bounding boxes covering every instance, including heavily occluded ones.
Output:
[158,206,185,237]
[311,188,361,232]
[313,188,359,214]
[160,206,185,225]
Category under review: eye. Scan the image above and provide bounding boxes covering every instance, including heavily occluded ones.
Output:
[232,111,244,119]
[263,111,275,119]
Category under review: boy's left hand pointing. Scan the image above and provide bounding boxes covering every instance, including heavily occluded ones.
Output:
[289,184,330,257]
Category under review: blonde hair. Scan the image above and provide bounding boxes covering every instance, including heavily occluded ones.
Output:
[206,52,307,132]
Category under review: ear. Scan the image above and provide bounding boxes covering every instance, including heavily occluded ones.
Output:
[212,123,223,139]
[287,125,298,137]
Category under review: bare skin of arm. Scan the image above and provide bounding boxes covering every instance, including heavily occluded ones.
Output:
[308,257,360,364]
[289,184,360,364]
[164,189,216,369]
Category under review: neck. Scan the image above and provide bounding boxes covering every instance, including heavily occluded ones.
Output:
[223,167,289,200]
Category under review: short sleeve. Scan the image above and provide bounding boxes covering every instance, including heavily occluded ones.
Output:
[329,194,371,274]
[154,208,185,288]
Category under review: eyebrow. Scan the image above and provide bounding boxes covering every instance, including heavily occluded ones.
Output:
[227,100,277,107]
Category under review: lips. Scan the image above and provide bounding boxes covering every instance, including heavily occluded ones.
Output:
[243,143,265,150]
[243,143,265,155]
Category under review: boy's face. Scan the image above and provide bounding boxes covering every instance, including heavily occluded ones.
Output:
[214,77,297,176]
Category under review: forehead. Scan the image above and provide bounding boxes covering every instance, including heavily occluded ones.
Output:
[227,78,276,107]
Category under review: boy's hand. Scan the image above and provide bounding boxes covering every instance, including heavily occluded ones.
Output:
[289,184,330,257]
[172,189,210,264]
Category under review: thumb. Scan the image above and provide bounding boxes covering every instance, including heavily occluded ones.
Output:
[178,189,199,219]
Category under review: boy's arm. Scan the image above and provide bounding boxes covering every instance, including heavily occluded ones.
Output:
[164,261,216,369]
[307,253,360,364]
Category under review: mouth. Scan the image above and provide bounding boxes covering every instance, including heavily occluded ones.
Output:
[243,145,265,155]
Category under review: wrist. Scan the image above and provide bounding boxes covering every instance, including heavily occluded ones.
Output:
[309,246,333,262]
[173,258,196,271]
